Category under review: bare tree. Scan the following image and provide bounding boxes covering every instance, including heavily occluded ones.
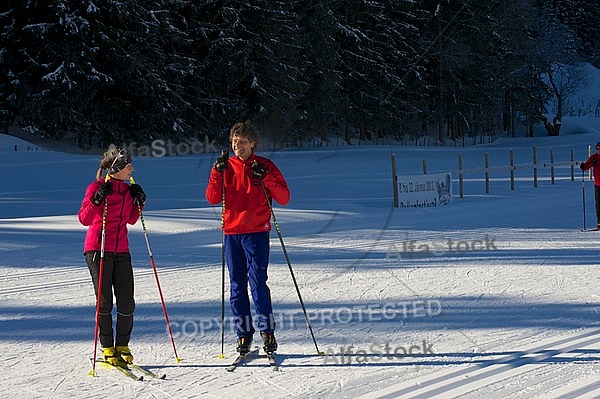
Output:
[533,1,584,136]
[540,62,586,135]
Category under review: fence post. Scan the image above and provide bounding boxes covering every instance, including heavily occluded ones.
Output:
[485,152,489,194]
[570,148,574,181]
[550,150,555,185]
[533,145,538,188]
[422,159,427,175]
[510,150,515,191]
[391,154,399,208]
[458,153,464,199]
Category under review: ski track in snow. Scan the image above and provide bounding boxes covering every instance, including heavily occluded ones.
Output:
[352,327,600,399]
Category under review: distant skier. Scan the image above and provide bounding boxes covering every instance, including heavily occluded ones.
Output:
[580,141,600,228]
[206,121,290,356]
[78,146,146,367]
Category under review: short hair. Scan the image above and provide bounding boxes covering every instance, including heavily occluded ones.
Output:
[229,120,260,148]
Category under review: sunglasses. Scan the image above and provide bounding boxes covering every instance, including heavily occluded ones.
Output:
[109,148,132,173]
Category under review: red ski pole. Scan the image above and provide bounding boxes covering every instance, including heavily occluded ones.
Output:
[130,177,181,363]
[89,175,110,376]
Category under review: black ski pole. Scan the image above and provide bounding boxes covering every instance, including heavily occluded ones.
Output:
[258,180,323,355]
[582,169,586,231]
[219,150,227,359]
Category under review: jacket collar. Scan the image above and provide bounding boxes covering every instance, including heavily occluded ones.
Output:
[234,152,257,165]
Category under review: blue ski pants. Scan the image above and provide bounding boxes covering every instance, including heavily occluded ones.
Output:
[225,231,275,338]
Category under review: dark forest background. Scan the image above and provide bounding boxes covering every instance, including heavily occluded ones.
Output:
[1,0,598,149]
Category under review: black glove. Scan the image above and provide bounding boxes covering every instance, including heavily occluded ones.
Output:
[214,150,229,172]
[92,181,113,206]
[251,161,268,180]
[129,184,146,205]
[580,162,585,170]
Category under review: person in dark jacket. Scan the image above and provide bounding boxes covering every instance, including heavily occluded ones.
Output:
[206,121,290,355]
[580,141,600,228]
[78,146,146,367]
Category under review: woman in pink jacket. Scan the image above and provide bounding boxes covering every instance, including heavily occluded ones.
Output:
[78,146,146,367]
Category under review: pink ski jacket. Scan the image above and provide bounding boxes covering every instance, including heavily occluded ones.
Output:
[78,178,141,253]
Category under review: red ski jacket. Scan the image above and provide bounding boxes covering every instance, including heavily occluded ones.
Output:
[206,153,290,235]
[581,153,600,186]
[78,178,142,253]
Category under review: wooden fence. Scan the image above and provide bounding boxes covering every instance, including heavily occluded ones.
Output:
[392,146,590,202]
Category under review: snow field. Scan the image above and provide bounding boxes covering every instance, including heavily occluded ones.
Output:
[2,121,600,398]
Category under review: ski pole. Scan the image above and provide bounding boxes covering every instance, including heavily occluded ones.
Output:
[582,169,586,231]
[89,175,110,376]
[258,180,323,355]
[130,177,181,363]
[219,150,227,359]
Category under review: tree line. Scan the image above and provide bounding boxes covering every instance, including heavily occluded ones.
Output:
[0,0,598,149]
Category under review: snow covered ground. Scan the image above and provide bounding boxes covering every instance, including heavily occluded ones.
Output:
[2,118,600,398]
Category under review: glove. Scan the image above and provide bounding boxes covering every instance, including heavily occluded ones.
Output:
[251,161,268,180]
[129,184,146,205]
[214,150,229,172]
[580,162,585,170]
[92,181,113,206]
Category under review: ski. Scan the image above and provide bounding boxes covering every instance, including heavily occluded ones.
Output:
[226,353,252,372]
[226,348,258,372]
[96,360,143,381]
[266,352,279,371]
[129,363,166,379]
[581,227,600,231]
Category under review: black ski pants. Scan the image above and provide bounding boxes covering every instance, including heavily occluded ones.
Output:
[86,251,135,348]
[595,185,600,226]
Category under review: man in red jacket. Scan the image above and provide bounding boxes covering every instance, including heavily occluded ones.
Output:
[581,141,600,228]
[206,121,290,355]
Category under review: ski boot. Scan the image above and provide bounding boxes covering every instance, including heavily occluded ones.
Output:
[236,336,253,355]
[260,331,278,354]
[102,347,128,367]
[116,345,134,364]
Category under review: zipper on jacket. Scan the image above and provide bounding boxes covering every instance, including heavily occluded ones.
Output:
[113,182,126,254]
